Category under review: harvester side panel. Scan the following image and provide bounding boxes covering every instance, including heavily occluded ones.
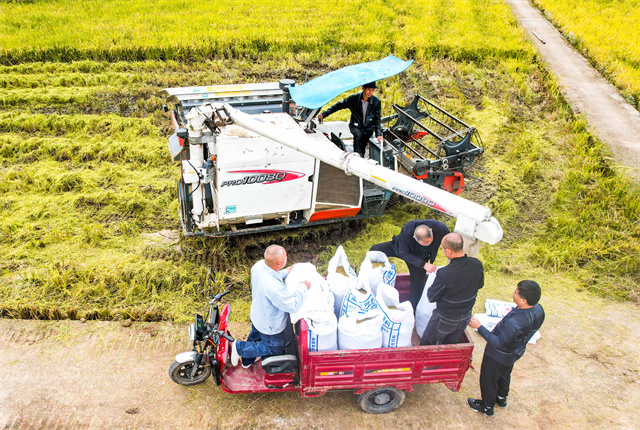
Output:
[214,120,316,223]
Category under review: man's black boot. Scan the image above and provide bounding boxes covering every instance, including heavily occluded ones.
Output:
[467,398,494,416]
[496,396,507,408]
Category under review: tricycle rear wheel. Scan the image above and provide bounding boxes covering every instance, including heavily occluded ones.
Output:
[357,387,406,414]
[169,360,211,386]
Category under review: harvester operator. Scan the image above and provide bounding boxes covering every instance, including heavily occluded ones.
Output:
[230,245,311,368]
[420,232,484,345]
[370,219,449,310]
[317,81,384,157]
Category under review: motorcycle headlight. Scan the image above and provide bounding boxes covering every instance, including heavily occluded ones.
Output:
[188,323,196,341]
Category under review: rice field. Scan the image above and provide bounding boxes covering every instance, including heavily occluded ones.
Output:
[532,0,640,108]
[0,0,531,63]
[0,0,638,322]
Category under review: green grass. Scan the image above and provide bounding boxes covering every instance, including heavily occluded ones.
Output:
[532,0,640,108]
[0,1,638,323]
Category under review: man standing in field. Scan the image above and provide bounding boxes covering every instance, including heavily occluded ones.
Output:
[467,280,545,417]
[230,245,310,368]
[369,219,449,310]
[317,82,383,157]
[420,232,484,345]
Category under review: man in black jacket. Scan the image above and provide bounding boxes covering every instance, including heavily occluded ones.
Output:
[369,219,449,310]
[467,280,545,417]
[317,82,383,157]
[420,232,484,345]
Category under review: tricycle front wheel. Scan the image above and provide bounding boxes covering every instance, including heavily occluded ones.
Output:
[357,387,406,414]
[169,360,211,386]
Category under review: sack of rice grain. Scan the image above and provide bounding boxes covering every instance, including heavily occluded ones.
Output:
[339,278,379,319]
[337,309,384,350]
[306,315,338,351]
[285,262,334,324]
[358,251,396,296]
[485,299,516,318]
[415,268,443,337]
[377,283,414,348]
[326,246,358,317]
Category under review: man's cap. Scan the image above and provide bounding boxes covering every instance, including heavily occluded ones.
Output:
[363,81,378,89]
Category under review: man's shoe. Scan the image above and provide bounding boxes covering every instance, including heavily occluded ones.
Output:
[230,341,240,366]
[496,396,507,408]
[467,398,494,416]
[241,357,259,369]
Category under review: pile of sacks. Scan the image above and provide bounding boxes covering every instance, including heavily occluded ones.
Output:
[473,299,542,344]
[286,246,414,352]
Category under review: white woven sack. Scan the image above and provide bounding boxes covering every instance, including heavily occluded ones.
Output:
[285,263,334,324]
[485,299,516,318]
[474,312,542,345]
[415,268,443,337]
[358,251,396,297]
[326,246,358,317]
[337,309,384,350]
[339,279,379,319]
[377,283,414,348]
[306,316,338,351]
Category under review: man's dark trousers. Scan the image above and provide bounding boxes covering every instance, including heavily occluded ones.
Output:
[480,354,513,408]
[349,126,373,157]
[420,309,471,345]
[369,241,426,310]
[236,324,285,367]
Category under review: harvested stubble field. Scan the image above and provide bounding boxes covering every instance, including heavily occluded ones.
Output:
[0,0,638,325]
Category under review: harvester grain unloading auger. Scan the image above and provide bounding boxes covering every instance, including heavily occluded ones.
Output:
[215,104,502,253]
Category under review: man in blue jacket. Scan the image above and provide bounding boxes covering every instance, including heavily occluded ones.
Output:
[467,280,546,416]
[370,219,450,310]
[317,82,384,157]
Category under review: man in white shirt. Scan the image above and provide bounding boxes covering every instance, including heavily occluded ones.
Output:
[230,245,310,368]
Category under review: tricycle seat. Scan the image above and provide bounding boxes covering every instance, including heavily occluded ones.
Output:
[261,354,297,374]
[262,318,299,376]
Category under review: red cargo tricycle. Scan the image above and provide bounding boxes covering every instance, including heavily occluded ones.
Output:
[169,270,474,413]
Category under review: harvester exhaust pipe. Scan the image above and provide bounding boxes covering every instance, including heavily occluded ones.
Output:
[279,79,295,115]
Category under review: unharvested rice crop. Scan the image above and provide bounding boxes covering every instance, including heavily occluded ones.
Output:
[532,0,640,108]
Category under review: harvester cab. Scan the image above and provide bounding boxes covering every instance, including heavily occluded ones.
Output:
[158,55,501,253]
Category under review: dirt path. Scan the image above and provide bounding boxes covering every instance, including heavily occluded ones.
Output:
[1,276,638,429]
[505,0,640,179]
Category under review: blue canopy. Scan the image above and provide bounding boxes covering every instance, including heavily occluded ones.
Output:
[289,55,414,110]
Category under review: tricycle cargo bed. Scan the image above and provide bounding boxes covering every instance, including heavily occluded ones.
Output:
[297,319,473,397]
[296,273,473,396]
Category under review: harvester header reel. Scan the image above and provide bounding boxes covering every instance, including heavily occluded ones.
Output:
[383,95,484,195]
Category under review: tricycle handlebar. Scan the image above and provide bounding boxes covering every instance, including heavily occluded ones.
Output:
[210,289,231,304]
[219,332,235,342]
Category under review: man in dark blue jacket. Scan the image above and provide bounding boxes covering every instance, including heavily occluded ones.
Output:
[467,280,545,416]
[370,219,450,310]
[317,82,383,157]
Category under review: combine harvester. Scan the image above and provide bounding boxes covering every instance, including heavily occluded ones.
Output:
[159,56,500,252]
